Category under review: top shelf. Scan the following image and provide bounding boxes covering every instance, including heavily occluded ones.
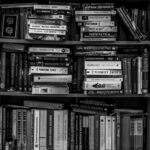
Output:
[0,38,150,46]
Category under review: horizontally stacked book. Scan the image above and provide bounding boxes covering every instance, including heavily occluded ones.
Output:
[75,3,118,41]
[28,46,72,94]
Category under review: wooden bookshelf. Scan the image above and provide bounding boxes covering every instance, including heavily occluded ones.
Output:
[0,38,150,46]
[0,91,149,98]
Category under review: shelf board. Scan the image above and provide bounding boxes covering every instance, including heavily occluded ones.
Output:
[0,91,149,98]
[0,38,150,46]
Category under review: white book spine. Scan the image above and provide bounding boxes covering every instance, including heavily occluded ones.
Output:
[39,110,47,150]
[34,109,40,150]
[29,24,67,30]
[100,116,106,150]
[29,66,68,75]
[84,21,115,27]
[83,81,122,90]
[28,28,66,35]
[32,85,69,94]
[89,115,94,150]
[81,26,117,32]
[54,110,64,150]
[34,4,71,10]
[84,61,122,69]
[137,57,142,94]
[33,75,72,83]
[111,116,116,150]
[85,69,122,75]
[106,116,112,150]
[75,10,116,15]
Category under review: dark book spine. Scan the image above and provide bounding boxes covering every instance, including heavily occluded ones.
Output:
[79,115,83,150]
[82,116,89,150]
[70,112,75,150]
[47,109,54,150]
[122,58,128,94]
[18,53,23,91]
[14,53,19,91]
[75,114,79,150]
[0,52,6,90]
[22,109,27,150]
[127,58,132,94]
[142,49,149,94]
[131,57,138,94]
[77,57,84,93]
[16,109,22,150]
[10,53,16,91]
[5,53,11,91]
[94,115,99,150]
[23,53,28,92]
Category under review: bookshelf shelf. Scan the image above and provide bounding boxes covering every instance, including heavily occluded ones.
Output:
[0,91,149,98]
[0,38,150,46]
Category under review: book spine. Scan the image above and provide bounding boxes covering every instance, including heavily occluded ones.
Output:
[34,109,40,150]
[47,110,54,150]
[142,49,149,94]
[137,57,142,94]
[100,116,106,150]
[16,109,22,150]
[78,114,83,150]
[26,109,32,150]
[29,66,68,75]
[89,115,94,150]
[18,53,23,91]
[22,109,27,150]
[14,53,19,91]
[75,114,79,150]
[23,53,28,92]
[84,61,122,70]
[54,110,64,150]
[82,116,89,150]
[39,110,47,150]
[0,52,6,90]
[111,116,116,150]
[63,110,68,150]
[70,112,75,150]
[94,115,99,150]
[105,116,111,150]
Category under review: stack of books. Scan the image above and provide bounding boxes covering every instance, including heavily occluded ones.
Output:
[75,3,118,41]
[28,46,72,94]
[82,54,123,95]
[25,4,72,41]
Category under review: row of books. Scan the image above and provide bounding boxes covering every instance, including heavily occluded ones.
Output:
[0,100,146,150]
[0,44,149,94]
[0,3,147,41]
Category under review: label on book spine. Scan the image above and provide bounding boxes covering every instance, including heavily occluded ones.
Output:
[29,66,68,74]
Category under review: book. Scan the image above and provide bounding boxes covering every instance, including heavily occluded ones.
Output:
[29,66,68,75]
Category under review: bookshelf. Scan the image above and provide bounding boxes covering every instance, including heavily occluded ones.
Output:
[0,1,150,150]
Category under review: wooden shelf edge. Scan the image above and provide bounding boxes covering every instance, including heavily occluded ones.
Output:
[0,91,149,98]
[0,38,150,46]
